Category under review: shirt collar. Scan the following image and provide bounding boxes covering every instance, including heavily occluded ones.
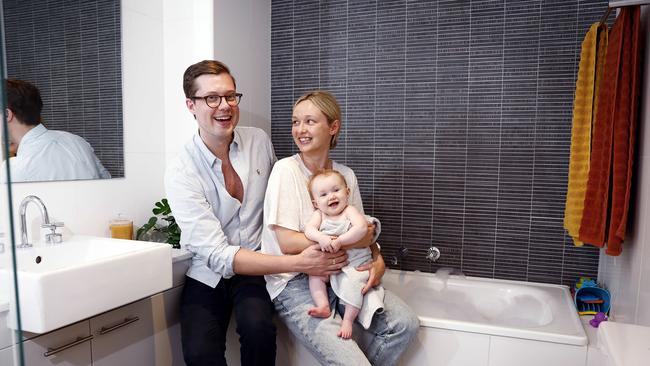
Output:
[17,124,48,153]
[193,129,242,168]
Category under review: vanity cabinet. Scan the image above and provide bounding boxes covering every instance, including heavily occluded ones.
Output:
[91,285,184,366]
[4,285,184,366]
[90,295,155,366]
[0,345,18,365]
[90,284,184,366]
[22,320,92,366]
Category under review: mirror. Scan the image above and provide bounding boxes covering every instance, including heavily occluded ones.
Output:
[2,0,123,183]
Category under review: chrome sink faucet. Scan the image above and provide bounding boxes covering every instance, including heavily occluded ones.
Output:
[19,195,64,248]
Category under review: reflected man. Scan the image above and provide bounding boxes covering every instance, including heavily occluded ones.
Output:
[5,79,111,182]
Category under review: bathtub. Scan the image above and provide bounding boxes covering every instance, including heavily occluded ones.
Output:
[231,269,590,366]
[383,269,588,346]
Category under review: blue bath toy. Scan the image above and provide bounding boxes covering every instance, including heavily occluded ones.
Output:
[576,277,597,289]
[574,277,610,315]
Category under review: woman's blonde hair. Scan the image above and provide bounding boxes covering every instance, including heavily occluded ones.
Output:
[293,90,342,149]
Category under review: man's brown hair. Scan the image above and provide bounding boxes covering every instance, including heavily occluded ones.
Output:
[182,60,237,98]
[6,79,43,126]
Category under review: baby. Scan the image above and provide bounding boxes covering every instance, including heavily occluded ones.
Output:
[305,169,371,338]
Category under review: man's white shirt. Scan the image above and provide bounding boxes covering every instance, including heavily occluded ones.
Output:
[165,127,276,288]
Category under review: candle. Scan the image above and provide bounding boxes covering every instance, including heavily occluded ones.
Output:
[110,218,133,240]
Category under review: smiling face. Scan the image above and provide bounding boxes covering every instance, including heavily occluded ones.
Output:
[291,99,339,156]
[310,172,350,217]
[186,73,239,146]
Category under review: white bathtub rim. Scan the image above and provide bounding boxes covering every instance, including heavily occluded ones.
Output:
[387,268,572,291]
[418,317,588,346]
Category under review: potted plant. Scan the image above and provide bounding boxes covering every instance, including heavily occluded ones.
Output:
[136,198,181,248]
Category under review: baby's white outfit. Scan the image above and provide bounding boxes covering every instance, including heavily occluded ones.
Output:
[320,216,385,328]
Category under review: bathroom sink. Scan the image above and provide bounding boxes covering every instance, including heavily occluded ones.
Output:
[3,235,172,333]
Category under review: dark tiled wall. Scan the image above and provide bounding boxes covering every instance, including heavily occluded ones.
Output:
[271,0,609,286]
[4,0,124,178]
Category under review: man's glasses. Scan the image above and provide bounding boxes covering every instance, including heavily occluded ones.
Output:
[191,93,243,108]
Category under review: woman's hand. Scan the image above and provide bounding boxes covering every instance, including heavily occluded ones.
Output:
[297,245,348,276]
[356,246,385,294]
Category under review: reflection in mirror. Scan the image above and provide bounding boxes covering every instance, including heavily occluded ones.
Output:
[5,79,111,182]
[2,0,123,182]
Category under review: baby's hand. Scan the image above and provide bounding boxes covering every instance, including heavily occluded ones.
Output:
[330,238,342,252]
[319,238,334,252]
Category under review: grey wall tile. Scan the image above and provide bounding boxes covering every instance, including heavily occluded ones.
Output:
[270,0,606,286]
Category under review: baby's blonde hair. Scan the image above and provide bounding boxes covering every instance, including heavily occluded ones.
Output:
[307,169,348,200]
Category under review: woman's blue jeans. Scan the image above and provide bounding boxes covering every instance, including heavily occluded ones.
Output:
[273,273,419,366]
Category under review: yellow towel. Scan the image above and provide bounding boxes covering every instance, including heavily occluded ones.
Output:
[564,23,608,246]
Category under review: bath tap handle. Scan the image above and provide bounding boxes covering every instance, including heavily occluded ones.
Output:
[41,221,64,229]
[399,247,409,258]
[390,246,409,266]
[390,256,398,266]
[426,246,441,262]
[42,222,64,244]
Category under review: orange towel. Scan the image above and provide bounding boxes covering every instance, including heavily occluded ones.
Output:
[606,6,641,256]
[564,23,607,247]
[579,7,642,255]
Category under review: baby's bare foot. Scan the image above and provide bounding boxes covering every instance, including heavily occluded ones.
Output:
[308,306,331,318]
[337,321,353,339]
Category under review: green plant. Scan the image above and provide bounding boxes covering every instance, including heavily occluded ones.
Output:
[136,198,181,248]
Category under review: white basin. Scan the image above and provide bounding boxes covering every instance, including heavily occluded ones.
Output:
[2,235,172,333]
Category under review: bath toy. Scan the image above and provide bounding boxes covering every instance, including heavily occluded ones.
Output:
[576,277,597,289]
[589,312,608,328]
[574,277,610,315]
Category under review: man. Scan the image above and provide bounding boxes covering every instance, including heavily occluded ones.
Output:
[165,60,348,366]
[5,79,111,182]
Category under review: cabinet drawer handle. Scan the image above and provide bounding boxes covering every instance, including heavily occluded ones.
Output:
[44,335,94,357]
[99,316,140,335]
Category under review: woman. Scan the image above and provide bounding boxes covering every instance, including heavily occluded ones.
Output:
[261,90,419,366]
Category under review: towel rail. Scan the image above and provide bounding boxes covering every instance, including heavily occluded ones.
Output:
[600,0,649,24]
[609,0,650,7]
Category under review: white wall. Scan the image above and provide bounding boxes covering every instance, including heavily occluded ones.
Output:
[599,5,650,325]
[162,0,215,165]
[213,0,271,135]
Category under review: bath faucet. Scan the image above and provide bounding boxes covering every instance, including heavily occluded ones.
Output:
[426,246,441,262]
[390,246,410,266]
[19,195,64,248]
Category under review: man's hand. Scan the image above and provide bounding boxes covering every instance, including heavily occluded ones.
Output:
[356,250,385,294]
[297,245,348,276]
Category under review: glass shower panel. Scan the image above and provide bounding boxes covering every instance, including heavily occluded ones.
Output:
[0,0,24,364]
